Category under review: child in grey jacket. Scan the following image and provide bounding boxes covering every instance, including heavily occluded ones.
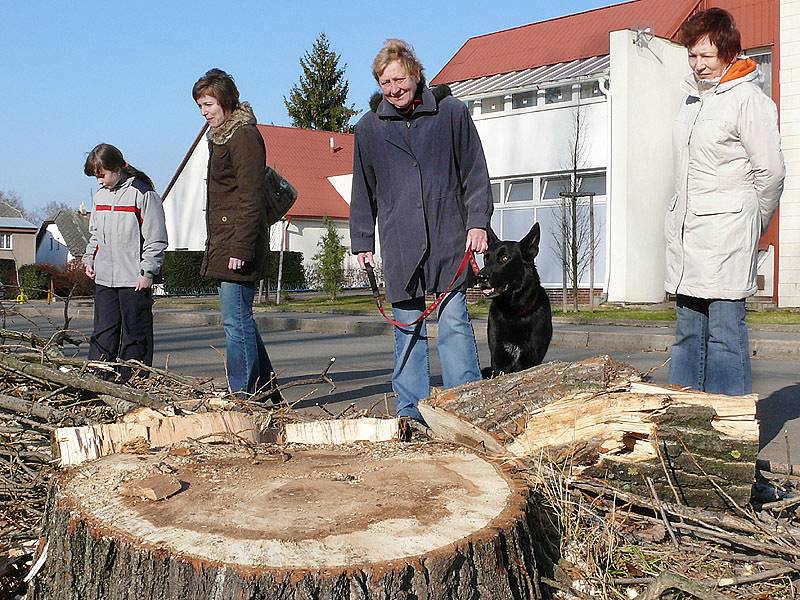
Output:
[83,143,168,380]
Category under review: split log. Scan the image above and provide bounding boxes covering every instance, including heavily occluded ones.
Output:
[420,356,758,509]
[54,411,261,466]
[29,443,552,600]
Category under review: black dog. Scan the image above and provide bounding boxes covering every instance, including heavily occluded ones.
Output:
[476,223,553,377]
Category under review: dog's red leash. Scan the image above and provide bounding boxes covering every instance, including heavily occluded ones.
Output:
[366,249,481,328]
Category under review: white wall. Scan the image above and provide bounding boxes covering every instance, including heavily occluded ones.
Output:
[780,0,800,307]
[163,141,209,252]
[606,30,690,302]
[285,217,361,271]
[473,100,607,176]
[36,224,70,264]
[164,141,362,279]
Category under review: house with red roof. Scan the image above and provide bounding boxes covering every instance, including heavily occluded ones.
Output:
[162,125,359,280]
[433,0,787,304]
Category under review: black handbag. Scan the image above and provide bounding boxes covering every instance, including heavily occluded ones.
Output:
[264,166,297,226]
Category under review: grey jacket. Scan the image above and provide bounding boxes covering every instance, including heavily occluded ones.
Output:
[83,176,168,287]
[665,60,784,299]
[349,85,493,303]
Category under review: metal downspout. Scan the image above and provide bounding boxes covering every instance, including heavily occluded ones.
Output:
[598,75,612,302]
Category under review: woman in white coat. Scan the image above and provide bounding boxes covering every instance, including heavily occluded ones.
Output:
[666,8,784,395]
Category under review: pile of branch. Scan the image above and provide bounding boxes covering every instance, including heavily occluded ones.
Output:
[0,300,345,598]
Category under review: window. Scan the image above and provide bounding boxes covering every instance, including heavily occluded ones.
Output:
[487,170,608,287]
[745,48,772,98]
[506,179,534,203]
[577,173,606,197]
[466,100,476,115]
[491,182,502,204]
[480,95,505,114]
[580,81,602,99]
[545,85,571,104]
[541,177,571,202]
[512,91,536,109]
[0,233,11,250]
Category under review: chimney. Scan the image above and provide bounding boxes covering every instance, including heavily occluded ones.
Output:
[329,136,335,154]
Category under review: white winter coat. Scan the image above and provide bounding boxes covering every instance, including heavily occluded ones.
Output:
[664,59,785,300]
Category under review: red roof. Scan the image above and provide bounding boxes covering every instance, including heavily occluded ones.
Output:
[433,0,700,84]
[258,125,353,220]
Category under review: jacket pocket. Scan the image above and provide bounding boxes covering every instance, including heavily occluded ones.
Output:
[690,195,742,216]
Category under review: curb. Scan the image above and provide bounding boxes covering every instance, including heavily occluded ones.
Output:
[11,303,799,360]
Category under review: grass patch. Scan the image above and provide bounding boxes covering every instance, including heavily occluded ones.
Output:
[158,293,800,325]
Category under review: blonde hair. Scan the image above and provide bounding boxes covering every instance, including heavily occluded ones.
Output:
[372,39,424,83]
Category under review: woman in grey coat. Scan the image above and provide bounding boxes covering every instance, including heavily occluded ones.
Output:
[350,39,493,437]
[666,9,784,395]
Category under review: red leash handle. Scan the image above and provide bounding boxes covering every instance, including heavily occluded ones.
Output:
[367,249,480,329]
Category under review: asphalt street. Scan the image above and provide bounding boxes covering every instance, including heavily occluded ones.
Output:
[4,309,799,464]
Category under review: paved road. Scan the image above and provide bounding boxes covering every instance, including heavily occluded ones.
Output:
[5,312,799,463]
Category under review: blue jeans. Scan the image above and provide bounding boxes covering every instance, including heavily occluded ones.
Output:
[219,281,275,395]
[392,292,481,421]
[668,295,751,395]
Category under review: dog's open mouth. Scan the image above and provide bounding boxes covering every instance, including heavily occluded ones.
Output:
[480,284,509,298]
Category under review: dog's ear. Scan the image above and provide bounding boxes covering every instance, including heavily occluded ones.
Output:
[487,227,500,246]
[520,222,541,260]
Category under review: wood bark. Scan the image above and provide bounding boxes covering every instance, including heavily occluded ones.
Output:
[29,443,555,600]
[419,356,758,509]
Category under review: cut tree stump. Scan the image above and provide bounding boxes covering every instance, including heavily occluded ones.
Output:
[29,442,554,600]
[420,356,759,509]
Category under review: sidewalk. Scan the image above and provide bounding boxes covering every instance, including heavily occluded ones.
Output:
[12,299,800,360]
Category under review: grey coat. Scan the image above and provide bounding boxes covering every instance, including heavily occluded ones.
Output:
[349,85,493,303]
[84,176,167,288]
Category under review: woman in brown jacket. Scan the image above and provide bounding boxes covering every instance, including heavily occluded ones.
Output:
[192,68,277,398]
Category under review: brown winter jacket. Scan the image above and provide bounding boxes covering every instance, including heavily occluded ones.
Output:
[202,102,269,282]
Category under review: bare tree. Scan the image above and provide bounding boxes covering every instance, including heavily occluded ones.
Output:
[30,201,78,225]
[551,101,601,312]
[0,190,27,219]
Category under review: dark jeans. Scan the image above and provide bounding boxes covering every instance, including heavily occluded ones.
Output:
[668,295,752,395]
[89,285,154,378]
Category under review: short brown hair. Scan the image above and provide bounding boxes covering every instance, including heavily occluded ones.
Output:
[372,39,424,83]
[192,68,240,113]
[679,8,742,64]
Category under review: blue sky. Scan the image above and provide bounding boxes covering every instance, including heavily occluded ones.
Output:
[2,0,613,213]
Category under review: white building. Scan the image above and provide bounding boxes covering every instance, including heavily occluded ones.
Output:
[433,0,786,304]
[163,125,363,281]
[36,209,90,265]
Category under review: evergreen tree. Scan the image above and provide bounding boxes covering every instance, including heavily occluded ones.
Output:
[313,217,346,300]
[284,33,357,133]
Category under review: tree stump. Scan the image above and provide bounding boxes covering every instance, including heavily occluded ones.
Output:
[420,356,759,509]
[29,442,554,599]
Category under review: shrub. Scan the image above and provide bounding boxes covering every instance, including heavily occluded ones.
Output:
[268,251,306,291]
[50,259,94,297]
[0,259,16,287]
[17,264,51,299]
[163,252,218,295]
[163,250,306,295]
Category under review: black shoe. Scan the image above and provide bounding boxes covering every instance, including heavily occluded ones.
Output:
[398,417,413,442]
[264,386,284,405]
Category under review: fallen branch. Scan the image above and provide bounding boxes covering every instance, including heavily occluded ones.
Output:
[0,353,164,408]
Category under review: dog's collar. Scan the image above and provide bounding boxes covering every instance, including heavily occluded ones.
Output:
[514,295,543,318]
